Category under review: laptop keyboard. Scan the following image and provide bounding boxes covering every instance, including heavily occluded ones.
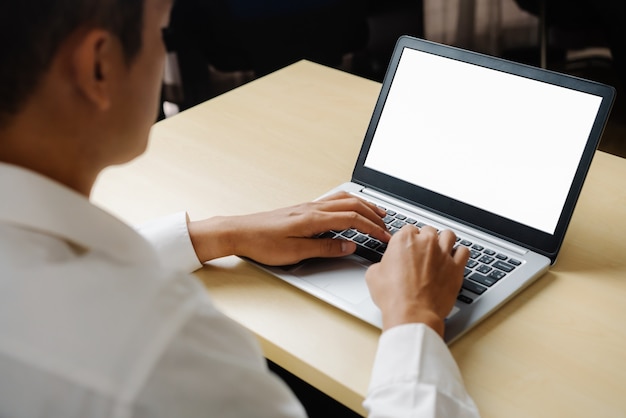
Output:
[320,205,522,305]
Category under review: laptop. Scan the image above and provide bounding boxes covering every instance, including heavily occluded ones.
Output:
[249,36,615,343]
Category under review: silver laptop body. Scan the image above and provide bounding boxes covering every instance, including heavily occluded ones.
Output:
[249,36,615,343]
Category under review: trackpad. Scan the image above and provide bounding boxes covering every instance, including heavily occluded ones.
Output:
[290,257,370,305]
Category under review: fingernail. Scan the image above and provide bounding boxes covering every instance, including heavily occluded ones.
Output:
[341,241,355,253]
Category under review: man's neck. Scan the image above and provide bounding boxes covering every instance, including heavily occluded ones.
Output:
[0,123,99,197]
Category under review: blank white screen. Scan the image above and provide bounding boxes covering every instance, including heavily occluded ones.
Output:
[364,48,602,234]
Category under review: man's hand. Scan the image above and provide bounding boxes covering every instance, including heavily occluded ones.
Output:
[188,192,391,265]
[365,225,470,337]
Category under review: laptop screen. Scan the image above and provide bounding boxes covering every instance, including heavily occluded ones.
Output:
[353,37,615,261]
[364,47,603,235]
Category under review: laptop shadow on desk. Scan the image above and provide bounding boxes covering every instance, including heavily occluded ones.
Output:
[450,270,558,349]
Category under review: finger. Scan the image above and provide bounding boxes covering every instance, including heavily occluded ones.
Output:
[317,194,387,222]
[317,191,352,202]
[419,225,438,237]
[307,208,390,243]
[394,224,420,239]
[319,211,391,242]
[292,238,357,261]
[438,229,457,253]
[324,198,387,227]
[452,244,470,265]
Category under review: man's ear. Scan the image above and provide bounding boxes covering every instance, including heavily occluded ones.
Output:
[71,29,120,111]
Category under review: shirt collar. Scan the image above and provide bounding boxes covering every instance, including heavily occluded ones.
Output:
[0,162,157,265]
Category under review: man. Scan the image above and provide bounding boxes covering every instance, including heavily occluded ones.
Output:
[0,0,480,417]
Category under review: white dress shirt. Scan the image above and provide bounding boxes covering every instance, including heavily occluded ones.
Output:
[0,162,480,418]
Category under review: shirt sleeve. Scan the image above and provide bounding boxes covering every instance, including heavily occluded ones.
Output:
[136,212,203,274]
[363,323,481,418]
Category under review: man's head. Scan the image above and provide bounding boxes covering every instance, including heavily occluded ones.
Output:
[0,0,144,126]
[0,0,173,195]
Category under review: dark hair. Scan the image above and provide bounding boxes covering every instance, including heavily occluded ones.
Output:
[0,0,144,126]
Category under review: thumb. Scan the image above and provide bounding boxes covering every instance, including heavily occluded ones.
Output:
[308,238,357,259]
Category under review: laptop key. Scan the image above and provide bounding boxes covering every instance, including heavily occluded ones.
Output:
[493,260,515,273]
[354,244,382,263]
[476,264,492,274]
[353,234,369,244]
[489,270,506,280]
[391,220,406,229]
[457,294,474,304]
[462,279,487,295]
[364,239,381,250]
[469,272,498,287]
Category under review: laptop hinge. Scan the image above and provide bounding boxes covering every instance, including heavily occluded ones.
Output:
[359,187,528,256]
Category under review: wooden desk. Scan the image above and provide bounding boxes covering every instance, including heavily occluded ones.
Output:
[92,60,626,417]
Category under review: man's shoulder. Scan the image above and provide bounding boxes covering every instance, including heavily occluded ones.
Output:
[0,229,211,408]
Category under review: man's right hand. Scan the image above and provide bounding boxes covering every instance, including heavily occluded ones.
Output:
[365,225,470,337]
